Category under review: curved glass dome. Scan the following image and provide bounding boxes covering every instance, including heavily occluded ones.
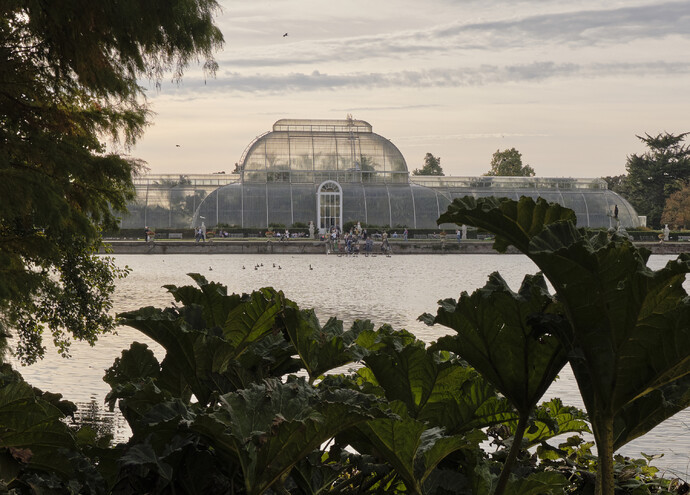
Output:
[240,119,408,184]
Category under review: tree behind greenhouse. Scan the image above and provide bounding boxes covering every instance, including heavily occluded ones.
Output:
[485,148,535,176]
[412,152,444,175]
[661,184,690,229]
[0,1,223,363]
[625,132,690,229]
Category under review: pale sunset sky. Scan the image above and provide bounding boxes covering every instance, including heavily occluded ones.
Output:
[128,0,690,178]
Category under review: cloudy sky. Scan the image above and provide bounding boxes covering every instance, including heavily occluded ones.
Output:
[129,0,690,178]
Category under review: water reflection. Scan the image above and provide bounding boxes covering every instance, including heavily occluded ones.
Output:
[70,397,128,443]
[10,253,690,477]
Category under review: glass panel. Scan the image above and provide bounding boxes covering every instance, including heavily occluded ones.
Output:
[291,171,314,183]
[582,191,613,229]
[411,187,441,228]
[266,184,293,226]
[337,137,357,170]
[359,137,382,176]
[314,134,337,171]
[560,192,588,226]
[245,171,267,183]
[292,184,316,226]
[383,141,407,172]
[290,137,313,172]
[388,186,414,228]
[341,184,366,225]
[364,186,391,227]
[217,185,242,227]
[243,184,268,227]
[244,140,266,171]
[437,194,451,219]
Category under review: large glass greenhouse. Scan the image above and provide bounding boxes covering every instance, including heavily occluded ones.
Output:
[120,118,641,231]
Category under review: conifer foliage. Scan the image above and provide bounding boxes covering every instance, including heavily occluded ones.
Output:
[0,1,223,362]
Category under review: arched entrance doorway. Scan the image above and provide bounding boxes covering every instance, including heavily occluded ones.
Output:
[317,180,343,234]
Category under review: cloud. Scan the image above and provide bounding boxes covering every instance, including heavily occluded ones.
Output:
[395,133,551,143]
[329,104,442,112]
[174,61,690,94]
[438,1,690,47]
[219,1,690,68]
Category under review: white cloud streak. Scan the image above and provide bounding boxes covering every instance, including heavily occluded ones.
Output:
[220,1,690,68]
[172,61,690,94]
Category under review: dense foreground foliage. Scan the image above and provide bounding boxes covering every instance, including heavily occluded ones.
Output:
[1,197,690,494]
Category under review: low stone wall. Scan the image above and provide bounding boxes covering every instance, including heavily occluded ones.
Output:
[101,240,690,255]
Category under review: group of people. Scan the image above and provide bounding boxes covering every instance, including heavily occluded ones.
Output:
[326,223,392,256]
[260,229,310,239]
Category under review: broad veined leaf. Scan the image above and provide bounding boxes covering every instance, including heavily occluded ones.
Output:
[355,325,418,353]
[164,273,243,329]
[221,287,287,354]
[612,373,690,450]
[415,427,486,488]
[103,341,161,387]
[472,466,569,495]
[227,332,303,390]
[353,400,483,494]
[118,443,174,483]
[193,376,386,495]
[415,364,516,435]
[522,398,590,446]
[356,331,515,433]
[135,398,198,434]
[358,329,444,418]
[290,450,351,495]
[425,272,568,416]
[525,230,690,419]
[350,400,427,491]
[282,307,371,382]
[114,311,237,406]
[0,379,75,452]
[105,378,169,431]
[422,467,472,495]
[503,471,569,495]
[118,288,297,406]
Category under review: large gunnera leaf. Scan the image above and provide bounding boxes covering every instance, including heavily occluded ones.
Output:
[439,196,690,495]
[423,271,568,417]
[118,279,300,406]
[352,400,485,495]
[191,376,387,495]
[282,307,372,382]
[356,327,514,433]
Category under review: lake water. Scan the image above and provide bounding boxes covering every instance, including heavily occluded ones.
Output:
[11,253,690,478]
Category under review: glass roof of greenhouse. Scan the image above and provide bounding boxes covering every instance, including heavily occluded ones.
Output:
[239,118,408,183]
